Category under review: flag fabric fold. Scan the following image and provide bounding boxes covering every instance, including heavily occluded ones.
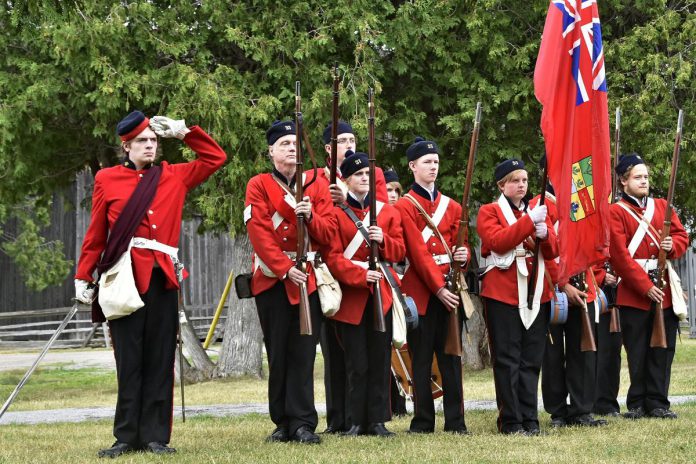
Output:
[534,0,611,283]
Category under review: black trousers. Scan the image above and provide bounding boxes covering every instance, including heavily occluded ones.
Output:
[542,302,598,419]
[255,281,321,435]
[390,371,407,415]
[109,268,178,446]
[594,310,622,414]
[338,302,393,427]
[484,298,549,432]
[407,295,465,432]
[620,306,678,411]
[320,317,349,431]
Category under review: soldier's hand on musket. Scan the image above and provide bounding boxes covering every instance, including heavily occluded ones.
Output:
[604,272,618,287]
[295,196,312,220]
[452,245,468,265]
[366,270,382,284]
[528,204,547,224]
[660,236,673,252]
[647,285,665,303]
[534,222,548,240]
[286,267,308,286]
[329,184,346,205]
[562,283,587,307]
[436,287,459,311]
[368,225,383,244]
[74,279,95,304]
[149,116,190,139]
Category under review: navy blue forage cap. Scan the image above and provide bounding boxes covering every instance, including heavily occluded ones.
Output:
[494,158,525,182]
[322,120,354,144]
[615,152,645,176]
[340,150,369,178]
[384,169,399,183]
[406,136,440,161]
[117,110,150,141]
[266,120,296,145]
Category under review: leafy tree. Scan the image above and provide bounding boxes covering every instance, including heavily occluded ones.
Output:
[0,0,694,290]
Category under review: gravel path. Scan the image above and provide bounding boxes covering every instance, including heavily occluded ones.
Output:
[2,396,696,425]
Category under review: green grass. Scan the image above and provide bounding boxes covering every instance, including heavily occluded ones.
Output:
[1,406,696,463]
[2,338,695,412]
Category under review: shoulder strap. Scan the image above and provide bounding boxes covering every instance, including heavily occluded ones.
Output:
[340,202,385,259]
[96,165,162,276]
[404,193,454,262]
[617,199,660,257]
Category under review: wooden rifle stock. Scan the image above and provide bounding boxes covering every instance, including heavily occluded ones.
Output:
[444,102,482,357]
[368,88,386,333]
[330,64,340,185]
[578,274,597,352]
[650,109,684,348]
[295,81,312,336]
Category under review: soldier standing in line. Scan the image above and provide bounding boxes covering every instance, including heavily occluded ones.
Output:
[244,120,336,444]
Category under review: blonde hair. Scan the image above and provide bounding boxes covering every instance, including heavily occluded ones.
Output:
[387,181,403,198]
[496,169,526,191]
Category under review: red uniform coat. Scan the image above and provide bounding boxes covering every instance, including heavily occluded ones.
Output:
[394,186,468,316]
[530,193,597,302]
[317,165,389,203]
[609,197,688,311]
[245,171,337,304]
[324,199,405,325]
[76,126,227,292]
[477,199,559,306]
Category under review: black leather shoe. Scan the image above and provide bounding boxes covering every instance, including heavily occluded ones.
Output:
[146,442,176,454]
[293,426,321,444]
[342,425,365,436]
[622,407,646,420]
[367,423,395,437]
[594,410,620,417]
[567,414,607,427]
[97,442,134,458]
[550,417,567,428]
[501,424,527,435]
[266,427,290,443]
[648,408,678,419]
[322,425,344,434]
[523,423,541,435]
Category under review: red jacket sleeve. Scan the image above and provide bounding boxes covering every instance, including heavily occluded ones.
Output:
[75,172,108,282]
[477,203,536,254]
[608,204,654,297]
[170,126,227,190]
[306,178,338,246]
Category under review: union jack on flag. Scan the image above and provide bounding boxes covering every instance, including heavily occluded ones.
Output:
[534,0,612,283]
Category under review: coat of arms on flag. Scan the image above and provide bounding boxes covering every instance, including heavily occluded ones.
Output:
[570,156,596,221]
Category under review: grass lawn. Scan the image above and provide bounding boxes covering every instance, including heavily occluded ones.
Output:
[2,338,695,412]
[1,405,695,463]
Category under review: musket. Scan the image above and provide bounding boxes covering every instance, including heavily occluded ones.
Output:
[368,88,386,333]
[650,109,684,348]
[527,157,549,308]
[295,81,313,336]
[0,302,81,420]
[577,274,597,352]
[330,63,340,185]
[607,107,622,333]
[444,102,482,356]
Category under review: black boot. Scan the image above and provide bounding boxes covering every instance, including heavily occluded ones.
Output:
[342,425,365,436]
[97,442,134,458]
[146,442,176,454]
[292,426,321,444]
[367,423,395,437]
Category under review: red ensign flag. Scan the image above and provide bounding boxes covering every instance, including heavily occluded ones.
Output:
[534,0,611,283]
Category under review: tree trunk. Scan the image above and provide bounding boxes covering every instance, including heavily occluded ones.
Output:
[216,233,263,378]
[461,294,491,370]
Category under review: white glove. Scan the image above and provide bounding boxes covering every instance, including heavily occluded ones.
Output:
[150,116,190,140]
[528,204,547,224]
[74,279,95,304]
[535,222,548,240]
